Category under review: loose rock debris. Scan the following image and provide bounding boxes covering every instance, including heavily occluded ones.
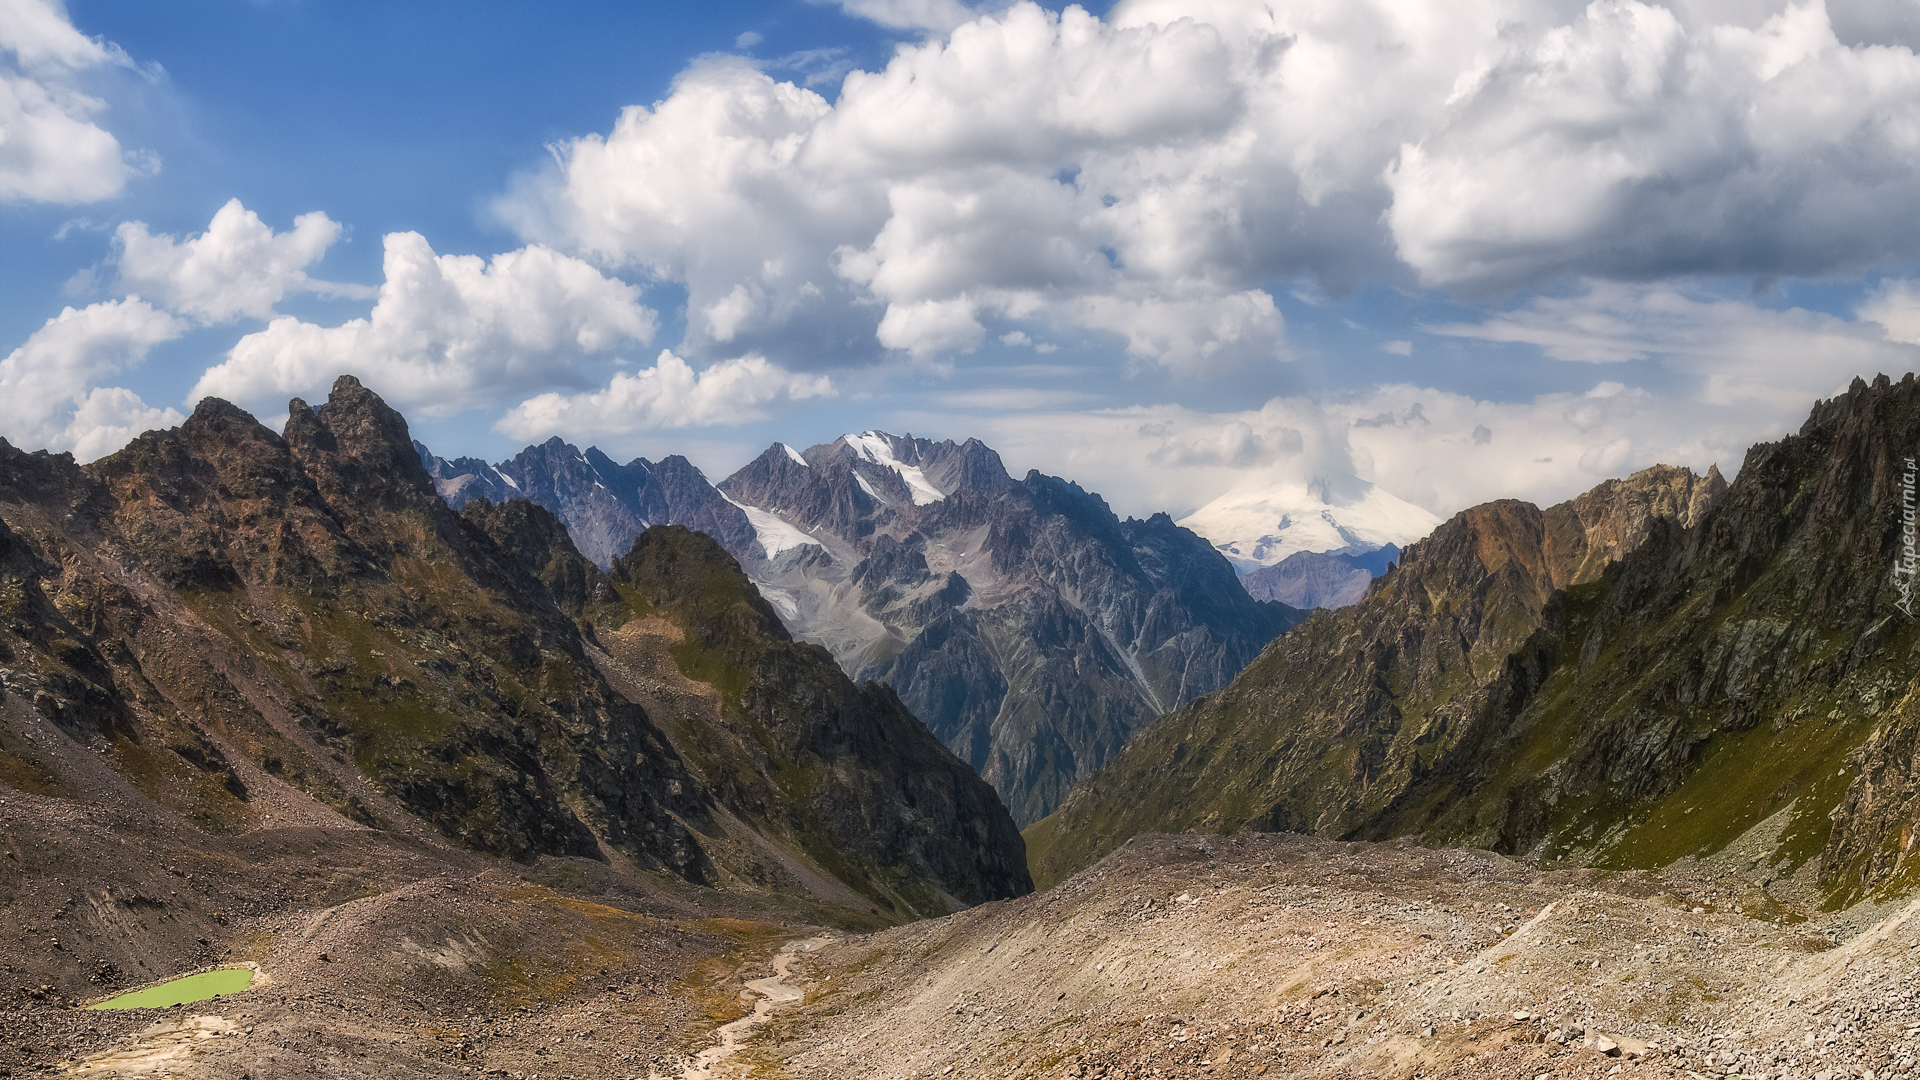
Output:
[11,829,1920,1079]
[756,834,1920,1080]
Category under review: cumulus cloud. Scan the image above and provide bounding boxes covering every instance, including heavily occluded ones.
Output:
[500,0,1920,370]
[497,350,834,440]
[893,279,1920,518]
[0,298,185,460]
[0,0,139,203]
[190,231,658,419]
[113,199,364,323]
[1387,1,1920,289]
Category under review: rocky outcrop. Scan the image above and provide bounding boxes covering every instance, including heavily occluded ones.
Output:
[1374,376,1920,907]
[1027,461,1728,887]
[0,377,1030,920]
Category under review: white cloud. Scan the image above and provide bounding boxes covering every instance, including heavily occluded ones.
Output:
[1387,1,1920,289]
[892,375,1796,524]
[1429,281,1920,406]
[497,349,834,439]
[1074,291,1286,372]
[0,297,185,460]
[1382,339,1413,356]
[1859,277,1920,345]
[818,0,981,33]
[890,280,1919,519]
[63,385,185,462]
[114,198,359,323]
[189,231,657,419]
[498,58,878,367]
[0,0,138,204]
[501,0,1920,371]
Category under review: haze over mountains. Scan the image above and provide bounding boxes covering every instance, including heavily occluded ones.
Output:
[422,430,1304,825]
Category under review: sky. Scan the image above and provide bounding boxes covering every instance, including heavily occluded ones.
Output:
[7,0,1920,522]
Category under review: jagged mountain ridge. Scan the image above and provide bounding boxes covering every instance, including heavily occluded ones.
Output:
[419,436,754,568]
[425,429,1303,826]
[0,376,1027,926]
[1025,459,1729,887]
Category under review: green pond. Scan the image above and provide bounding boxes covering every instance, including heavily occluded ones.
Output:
[87,967,255,1009]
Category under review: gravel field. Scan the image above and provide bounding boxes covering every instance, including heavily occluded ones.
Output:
[7,795,1918,1080]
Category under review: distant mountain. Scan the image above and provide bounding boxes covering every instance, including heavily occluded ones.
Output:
[423,430,1302,826]
[1240,544,1400,609]
[1026,459,1728,888]
[1176,475,1441,574]
[418,437,753,567]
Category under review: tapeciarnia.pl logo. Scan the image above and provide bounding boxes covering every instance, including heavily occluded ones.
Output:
[1898,456,1918,617]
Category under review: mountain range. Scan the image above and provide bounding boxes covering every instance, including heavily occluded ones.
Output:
[0,376,1027,935]
[422,430,1301,825]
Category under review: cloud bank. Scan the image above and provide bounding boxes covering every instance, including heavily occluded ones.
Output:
[502,0,1920,374]
[497,350,835,440]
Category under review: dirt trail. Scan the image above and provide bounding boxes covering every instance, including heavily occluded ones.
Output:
[669,935,832,1079]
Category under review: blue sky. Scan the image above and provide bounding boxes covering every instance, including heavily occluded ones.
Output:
[7,0,1920,521]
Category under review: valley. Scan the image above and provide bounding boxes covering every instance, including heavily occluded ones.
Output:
[7,374,1920,1080]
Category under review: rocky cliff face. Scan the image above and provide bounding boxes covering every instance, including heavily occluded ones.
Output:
[1026,460,1727,887]
[0,377,1028,922]
[420,429,1300,827]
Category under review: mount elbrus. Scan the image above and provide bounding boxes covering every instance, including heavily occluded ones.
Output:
[10,373,1920,1080]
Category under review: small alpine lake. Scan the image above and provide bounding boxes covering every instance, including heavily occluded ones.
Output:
[86,967,256,1010]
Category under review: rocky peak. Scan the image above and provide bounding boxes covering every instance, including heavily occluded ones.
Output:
[459,496,609,618]
[1541,462,1728,589]
[286,375,439,518]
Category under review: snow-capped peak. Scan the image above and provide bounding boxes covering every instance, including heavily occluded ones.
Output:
[1177,475,1441,574]
[780,442,809,467]
[842,431,945,505]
